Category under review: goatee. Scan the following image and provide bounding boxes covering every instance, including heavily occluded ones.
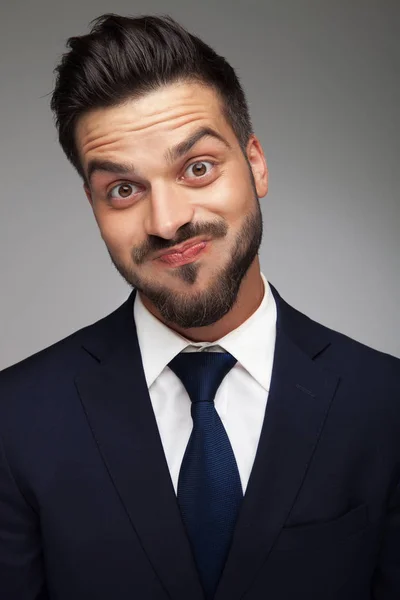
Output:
[108,198,263,329]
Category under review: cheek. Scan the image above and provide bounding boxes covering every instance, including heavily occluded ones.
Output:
[214,174,254,222]
[194,182,253,246]
[95,211,142,256]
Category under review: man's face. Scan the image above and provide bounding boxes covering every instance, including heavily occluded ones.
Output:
[76,81,268,329]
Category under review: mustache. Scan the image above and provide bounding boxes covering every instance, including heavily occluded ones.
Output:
[132,220,228,265]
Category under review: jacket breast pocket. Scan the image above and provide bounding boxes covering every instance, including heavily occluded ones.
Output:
[281,503,369,546]
[254,505,373,598]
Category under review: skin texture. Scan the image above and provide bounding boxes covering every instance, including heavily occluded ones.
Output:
[76,81,268,342]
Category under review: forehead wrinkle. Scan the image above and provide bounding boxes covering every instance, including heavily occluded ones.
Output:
[119,98,217,128]
[82,134,125,156]
[82,114,214,160]
[81,103,214,150]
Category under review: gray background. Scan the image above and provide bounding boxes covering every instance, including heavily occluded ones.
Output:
[0,0,399,370]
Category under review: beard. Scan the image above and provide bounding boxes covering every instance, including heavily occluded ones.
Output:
[107,192,263,329]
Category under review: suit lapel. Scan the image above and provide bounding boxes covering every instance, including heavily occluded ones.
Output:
[215,285,340,600]
[75,292,204,600]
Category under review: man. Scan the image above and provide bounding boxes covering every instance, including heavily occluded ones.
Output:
[0,13,399,600]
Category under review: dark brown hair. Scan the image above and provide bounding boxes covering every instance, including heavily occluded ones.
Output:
[50,14,253,182]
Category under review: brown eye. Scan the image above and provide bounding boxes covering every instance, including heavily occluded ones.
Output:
[108,182,140,200]
[118,185,133,197]
[184,160,214,179]
[192,163,207,176]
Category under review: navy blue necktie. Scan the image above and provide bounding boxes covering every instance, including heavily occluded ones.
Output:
[168,351,243,599]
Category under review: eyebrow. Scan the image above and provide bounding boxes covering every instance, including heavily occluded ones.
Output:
[86,126,231,185]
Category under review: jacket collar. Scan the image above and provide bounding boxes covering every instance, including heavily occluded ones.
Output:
[80,282,332,366]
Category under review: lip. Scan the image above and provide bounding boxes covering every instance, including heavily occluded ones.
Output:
[156,240,209,267]
[154,238,207,259]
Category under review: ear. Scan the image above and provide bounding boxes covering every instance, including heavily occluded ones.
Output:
[84,184,93,207]
[246,135,268,198]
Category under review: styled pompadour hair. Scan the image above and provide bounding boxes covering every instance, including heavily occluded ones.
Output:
[50,13,253,181]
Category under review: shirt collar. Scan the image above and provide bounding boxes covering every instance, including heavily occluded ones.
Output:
[134,273,277,391]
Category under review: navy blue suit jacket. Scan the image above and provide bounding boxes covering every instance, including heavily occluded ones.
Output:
[0,284,399,599]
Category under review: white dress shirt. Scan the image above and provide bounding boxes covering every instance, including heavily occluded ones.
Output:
[133,273,277,494]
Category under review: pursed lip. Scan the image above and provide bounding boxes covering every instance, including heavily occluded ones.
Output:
[153,238,208,260]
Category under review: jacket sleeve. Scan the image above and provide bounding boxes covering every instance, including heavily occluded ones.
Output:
[373,481,400,599]
[0,433,48,599]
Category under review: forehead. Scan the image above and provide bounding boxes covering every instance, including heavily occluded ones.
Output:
[76,81,232,168]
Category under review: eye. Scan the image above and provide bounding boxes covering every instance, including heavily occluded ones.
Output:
[108,182,140,202]
[184,160,215,180]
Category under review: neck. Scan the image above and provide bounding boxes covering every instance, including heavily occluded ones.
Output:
[140,259,265,343]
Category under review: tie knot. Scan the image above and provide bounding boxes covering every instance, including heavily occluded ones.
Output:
[168,351,237,404]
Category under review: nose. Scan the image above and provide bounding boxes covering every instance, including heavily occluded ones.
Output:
[144,182,195,240]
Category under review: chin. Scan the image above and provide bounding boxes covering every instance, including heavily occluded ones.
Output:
[165,261,223,290]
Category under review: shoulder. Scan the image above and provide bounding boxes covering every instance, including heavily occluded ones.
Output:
[310,312,398,378]
[274,285,400,382]
[275,291,400,449]
[0,292,134,395]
